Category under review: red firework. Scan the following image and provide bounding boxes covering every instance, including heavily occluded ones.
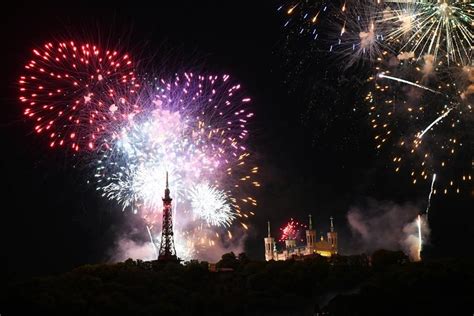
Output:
[279,218,307,242]
[19,41,139,151]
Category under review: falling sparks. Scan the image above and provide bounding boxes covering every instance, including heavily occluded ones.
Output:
[368,51,472,194]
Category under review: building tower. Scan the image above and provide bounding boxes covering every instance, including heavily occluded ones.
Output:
[264,221,276,261]
[158,172,179,262]
[327,216,338,254]
[306,214,317,255]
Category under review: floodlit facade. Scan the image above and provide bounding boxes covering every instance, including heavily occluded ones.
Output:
[264,216,338,261]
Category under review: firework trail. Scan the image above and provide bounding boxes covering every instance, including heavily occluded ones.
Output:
[367,52,472,194]
[278,0,331,40]
[19,41,139,152]
[417,108,453,139]
[417,214,422,261]
[377,73,444,95]
[146,225,158,258]
[424,173,436,219]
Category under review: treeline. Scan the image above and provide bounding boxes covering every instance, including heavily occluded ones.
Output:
[2,250,473,315]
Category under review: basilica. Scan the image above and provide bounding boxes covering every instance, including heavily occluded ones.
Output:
[264,215,338,261]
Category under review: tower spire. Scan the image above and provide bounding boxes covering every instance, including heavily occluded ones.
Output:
[158,172,178,262]
[309,214,312,230]
[330,216,334,232]
[267,220,271,237]
[164,171,170,200]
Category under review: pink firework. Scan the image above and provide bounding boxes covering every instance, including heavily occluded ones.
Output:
[279,218,307,242]
[153,73,253,164]
[18,41,139,151]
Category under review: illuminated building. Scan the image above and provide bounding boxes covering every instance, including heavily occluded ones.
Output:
[264,216,338,261]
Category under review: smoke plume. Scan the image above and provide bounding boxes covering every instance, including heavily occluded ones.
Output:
[461,65,474,100]
[108,222,246,263]
[110,239,156,262]
[347,199,430,261]
[402,215,430,262]
[397,51,415,61]
[422,54,435,76]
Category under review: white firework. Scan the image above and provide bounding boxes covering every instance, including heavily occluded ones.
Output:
[189,183,235,227]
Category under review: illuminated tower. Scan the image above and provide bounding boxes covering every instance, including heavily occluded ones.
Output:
[306,214,317,254]
[158,172,179,262]
[327,216,338,254]
[264,221,276,261]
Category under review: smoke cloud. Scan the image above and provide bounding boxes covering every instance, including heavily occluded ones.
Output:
[461,65,474,100]
[422,54,435,76]
[346,199,430,261]
[359,29,375,50]
[108,222,246,263]
[402,215,430,262]
[110,239,156,262]
[397,51,415,61]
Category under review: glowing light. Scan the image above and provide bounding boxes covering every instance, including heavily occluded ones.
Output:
[189,183,235,227]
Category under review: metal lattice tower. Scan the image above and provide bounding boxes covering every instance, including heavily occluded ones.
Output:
[158,172,178,262]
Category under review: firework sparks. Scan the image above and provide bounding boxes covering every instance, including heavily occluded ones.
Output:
[279,218,307,242]
[279,0,387,67]
[329,0,386,67]
[19,41,139,151]
[278,0,330,39]
[368,51,472,194]
[189,183,235,227]
[93,73,258,259]
[380,0,473,64]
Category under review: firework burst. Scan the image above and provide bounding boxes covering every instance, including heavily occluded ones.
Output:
[279,218,308,242]
[380,0,473,64]
[189,182,235,227]
[367,51,472,194]
[19,40,139,151]
[93,72,259,258]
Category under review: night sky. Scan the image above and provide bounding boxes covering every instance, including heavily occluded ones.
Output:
[1,1,472,281]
